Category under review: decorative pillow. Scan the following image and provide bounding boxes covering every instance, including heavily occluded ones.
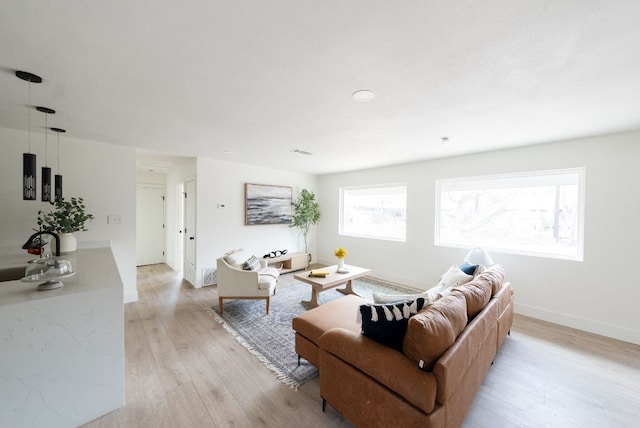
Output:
[460,262,479,276]
[435,265,473,289]
[403,291,468,371]
[224,249,249,268]
[372,292,430,305]
[359,298,426,350]
[242,255,260,271]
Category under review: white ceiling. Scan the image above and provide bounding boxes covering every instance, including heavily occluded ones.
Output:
[2,1,640,175]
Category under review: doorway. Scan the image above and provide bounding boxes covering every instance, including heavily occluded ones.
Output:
[136,184,166,266]
[182,179,196,285]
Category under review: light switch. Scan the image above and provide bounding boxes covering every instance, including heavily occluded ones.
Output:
[108,214,123,224]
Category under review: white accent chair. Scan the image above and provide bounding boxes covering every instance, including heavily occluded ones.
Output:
[216,249,280,315]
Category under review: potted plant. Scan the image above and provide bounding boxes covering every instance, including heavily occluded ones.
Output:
[290,189,320,260]
[37,197,94,254]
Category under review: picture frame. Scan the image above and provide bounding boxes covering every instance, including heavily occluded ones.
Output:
[245,183,293,225]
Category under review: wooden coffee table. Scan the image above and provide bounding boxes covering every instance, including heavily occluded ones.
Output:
[294,265,372,308]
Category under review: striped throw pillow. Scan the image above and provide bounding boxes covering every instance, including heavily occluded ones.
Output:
[242,255,260,271]
[359,298,426,350]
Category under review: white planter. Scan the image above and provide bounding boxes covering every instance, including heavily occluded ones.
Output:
[56,233,77,254]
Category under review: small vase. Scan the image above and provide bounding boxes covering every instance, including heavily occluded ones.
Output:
[337,258,345,269]
[56,233,77,254]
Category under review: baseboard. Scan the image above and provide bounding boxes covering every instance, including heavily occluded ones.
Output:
[515,303,640,346]
[124,291,139,304]
[316,258,430,292]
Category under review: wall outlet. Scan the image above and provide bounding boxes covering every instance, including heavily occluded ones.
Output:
[108,214,123,224]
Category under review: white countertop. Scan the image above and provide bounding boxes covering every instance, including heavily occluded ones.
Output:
[0,245,122,306]
[0,243,125,427]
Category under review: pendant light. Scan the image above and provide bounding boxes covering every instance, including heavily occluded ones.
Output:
[37,106,55,202]
[16,71,43,201]
[51,127,66,201]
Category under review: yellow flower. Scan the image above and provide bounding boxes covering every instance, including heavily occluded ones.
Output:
[334,247,347,259]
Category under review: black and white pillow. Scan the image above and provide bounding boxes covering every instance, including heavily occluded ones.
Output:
[359,298,426,350]
[242,255,260,271]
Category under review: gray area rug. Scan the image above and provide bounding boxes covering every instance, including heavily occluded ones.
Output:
[210,275,416,389]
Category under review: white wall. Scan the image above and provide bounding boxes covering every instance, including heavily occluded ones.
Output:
[137,170,167,185]
[195,158,317,286]
[0,126,138,302]
[165,158,197,271]
[317,130,640,345]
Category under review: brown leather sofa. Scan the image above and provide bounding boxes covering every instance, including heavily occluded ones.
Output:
[292,265,513,427]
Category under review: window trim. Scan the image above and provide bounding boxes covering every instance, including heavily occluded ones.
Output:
[435,168,586,261]
[339,183,408,242]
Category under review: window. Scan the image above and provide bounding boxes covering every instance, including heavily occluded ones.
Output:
[340,184,407,241]
[435,168,585,260]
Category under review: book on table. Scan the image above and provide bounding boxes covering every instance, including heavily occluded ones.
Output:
[309,270,330,278]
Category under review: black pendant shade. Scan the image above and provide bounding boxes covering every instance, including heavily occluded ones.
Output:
[16,71,42,201]
[51,127,66,201]
[55,174,63,201]
[42,166,52,201]
[23,153,37,200]
[15,71,42,84]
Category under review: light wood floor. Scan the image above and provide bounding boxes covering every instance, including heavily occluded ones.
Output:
[83,264,640,428]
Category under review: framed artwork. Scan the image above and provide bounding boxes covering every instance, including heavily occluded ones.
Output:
[245,183,292,225]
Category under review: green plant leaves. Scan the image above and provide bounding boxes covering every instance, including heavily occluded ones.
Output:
[290,189,320,253]
[36,197,95,233]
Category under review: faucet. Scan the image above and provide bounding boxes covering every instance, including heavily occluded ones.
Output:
[22,231,61,257]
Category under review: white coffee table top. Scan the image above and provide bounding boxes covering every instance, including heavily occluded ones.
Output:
[294,264,371,289]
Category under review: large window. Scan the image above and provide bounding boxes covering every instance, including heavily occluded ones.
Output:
[340,184,407,241]
[435,168,585,260]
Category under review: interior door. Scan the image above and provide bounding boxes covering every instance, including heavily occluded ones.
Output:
[136,185,165,266]
[183,180,196,285]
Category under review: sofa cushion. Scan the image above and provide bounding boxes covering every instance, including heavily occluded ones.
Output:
[452,278,492,319]
[402,291,467,371]
[293,295,364,346]
[475,264,506,295]
[359,298,427,350]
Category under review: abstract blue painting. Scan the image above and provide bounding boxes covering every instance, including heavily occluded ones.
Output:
[245,183,292,225]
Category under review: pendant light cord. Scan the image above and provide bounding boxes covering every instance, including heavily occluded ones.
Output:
[44,113,48,166]
[27,80,31,153]
[57,132,60,172]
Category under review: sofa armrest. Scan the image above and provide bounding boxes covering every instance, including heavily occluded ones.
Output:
[319,327,438,414]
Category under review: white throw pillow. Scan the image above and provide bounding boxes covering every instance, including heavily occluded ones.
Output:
[373,292,432,305]
[224,249,249,268]
[435,264,473,289]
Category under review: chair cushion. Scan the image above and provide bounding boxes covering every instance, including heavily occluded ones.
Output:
[258,274,277,291]
[258,267,280,278]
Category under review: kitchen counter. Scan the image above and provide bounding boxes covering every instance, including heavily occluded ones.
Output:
[0,246,124,427]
